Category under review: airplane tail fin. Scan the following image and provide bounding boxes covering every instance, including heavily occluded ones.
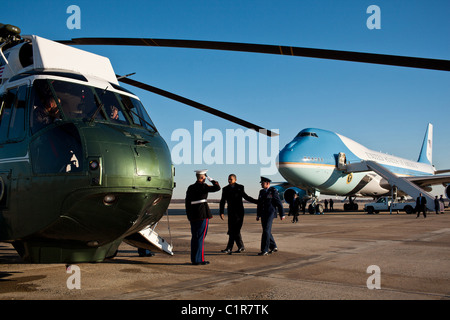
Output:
[418,123,433,165]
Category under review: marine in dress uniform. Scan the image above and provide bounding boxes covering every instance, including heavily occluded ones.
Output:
[185,170,221,265]
[256,177,285,255]
[219,174,257,254]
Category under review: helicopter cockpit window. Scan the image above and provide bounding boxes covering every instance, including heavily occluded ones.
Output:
[30,79,156,132]
[31,80,62,134]
[94,88,129,125]
[51,80,106,121]
[119,94,157,132]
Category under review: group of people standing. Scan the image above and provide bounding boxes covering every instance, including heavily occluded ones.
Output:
[415,193,447,218]
[185,170,285,265]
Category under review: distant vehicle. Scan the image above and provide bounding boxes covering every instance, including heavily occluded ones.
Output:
[364,196,416,214]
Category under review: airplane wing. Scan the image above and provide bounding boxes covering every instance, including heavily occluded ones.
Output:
[406,175,450,187]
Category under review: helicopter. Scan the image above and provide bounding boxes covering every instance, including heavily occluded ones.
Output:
[0,23,449,263]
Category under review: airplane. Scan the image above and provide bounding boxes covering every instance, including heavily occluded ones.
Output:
[276,124,450,213]
[0,22,449,263]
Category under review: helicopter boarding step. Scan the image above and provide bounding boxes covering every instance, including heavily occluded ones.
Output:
[124,225,173,255]
[346,160,435,211]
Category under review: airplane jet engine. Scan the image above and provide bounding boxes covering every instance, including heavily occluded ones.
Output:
[272,185,307,204]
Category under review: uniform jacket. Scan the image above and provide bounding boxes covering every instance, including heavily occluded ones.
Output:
[219,183,257,218]
[185,181,221,221]
[257,187,284,220]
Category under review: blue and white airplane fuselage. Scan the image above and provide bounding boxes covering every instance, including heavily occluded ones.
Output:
[277,126,436,198]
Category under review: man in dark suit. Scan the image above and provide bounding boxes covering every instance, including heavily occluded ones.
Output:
[256,177,285,255]
[219,174,257,254]
[416,193,427,218]
[185,170,221,265]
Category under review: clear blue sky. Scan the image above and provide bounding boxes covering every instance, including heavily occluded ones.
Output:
[3,0,449,199]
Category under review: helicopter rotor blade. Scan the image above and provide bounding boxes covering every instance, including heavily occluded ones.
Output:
[60,37,450,71]
[116,75,278,137]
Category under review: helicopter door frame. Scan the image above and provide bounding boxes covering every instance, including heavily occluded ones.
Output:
[0,80,31,212]
[0,171,10,209]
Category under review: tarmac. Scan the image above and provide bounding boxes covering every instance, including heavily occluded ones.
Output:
[1,202,449,305]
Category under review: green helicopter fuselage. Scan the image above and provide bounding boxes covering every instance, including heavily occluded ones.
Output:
[0,72,174,262]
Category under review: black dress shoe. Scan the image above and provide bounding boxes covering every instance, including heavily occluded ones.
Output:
[192,261,210,265]
[258,251,268,256]
[221,249,232,254]
[234,247,245,253]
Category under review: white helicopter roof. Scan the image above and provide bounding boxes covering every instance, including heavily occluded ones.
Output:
[26,35,118,84]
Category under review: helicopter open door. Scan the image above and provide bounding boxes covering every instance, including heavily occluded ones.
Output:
[124,223,173,255]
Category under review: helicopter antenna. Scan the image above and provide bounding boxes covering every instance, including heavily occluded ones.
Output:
[116,72,136,80]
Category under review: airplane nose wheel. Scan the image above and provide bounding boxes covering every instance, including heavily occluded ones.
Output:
[308,203,324,214]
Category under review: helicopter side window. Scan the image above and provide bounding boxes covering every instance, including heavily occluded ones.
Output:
[8,86,27,141]
[119,94,157,132]
[0,89,15,141]
[0,86,26,142]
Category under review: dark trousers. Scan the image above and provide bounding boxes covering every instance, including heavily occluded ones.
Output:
[260,215,277,253]
[226,231,244,250]
[190,218,209,263]
[226,217,244,250]
[416,206,427,218]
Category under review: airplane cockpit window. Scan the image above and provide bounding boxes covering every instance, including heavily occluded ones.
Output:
[296,131,318,138]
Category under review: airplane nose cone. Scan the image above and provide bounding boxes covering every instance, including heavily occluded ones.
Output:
[278,140,297,164]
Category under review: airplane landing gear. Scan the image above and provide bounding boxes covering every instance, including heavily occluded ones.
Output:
[308,203,324,214]
[343,197,359,211]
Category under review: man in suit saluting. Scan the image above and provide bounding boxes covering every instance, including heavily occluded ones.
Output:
[416,193,427,218]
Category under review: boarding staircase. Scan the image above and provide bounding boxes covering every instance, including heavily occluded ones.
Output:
[345,160,435,211]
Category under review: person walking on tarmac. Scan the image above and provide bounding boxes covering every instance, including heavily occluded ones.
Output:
[416,193,427,218]
[185,170,221,265]
[256,177,285,256]
[289,193,300,223]
[219,174,257,254]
